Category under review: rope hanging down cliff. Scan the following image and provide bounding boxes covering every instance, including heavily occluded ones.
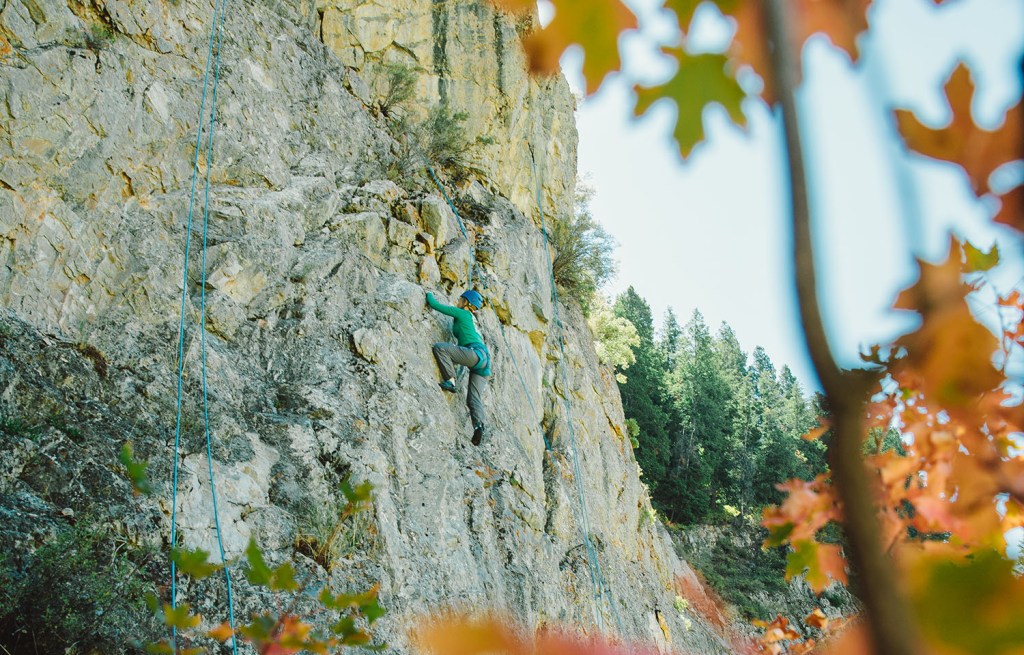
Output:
[170,0,238,651]
[529,147,625,635]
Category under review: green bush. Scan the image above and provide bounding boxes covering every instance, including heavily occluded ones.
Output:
[423,105,470,171]
[379,62,418,121]
[0,521,159,653]
[588,295,639,380]
[550,187,616,313]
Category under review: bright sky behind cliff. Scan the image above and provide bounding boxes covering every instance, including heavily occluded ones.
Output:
[554,0,1024,390]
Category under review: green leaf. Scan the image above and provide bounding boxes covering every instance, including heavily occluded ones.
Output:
[785,540,846,592]
[171,547,221,580]
[342,631,372,647]
[321,586,381,611]
[238,613,276,641]
[764,522,795,547]
[162,602,201,630]
[340,478,374,506]
[361,598,386,625]
[963,241,1000,272]
[912,549,1024,655]
[664,0,740,33]
[330,615,357,637]
[245,538,299,590]
[144,591,160,614]
[634,48,747,158]
[245,539,273,587]
[270,561,299,592]
[120,443,153,495]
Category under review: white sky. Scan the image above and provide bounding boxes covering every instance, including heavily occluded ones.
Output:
[558,0,1024,389]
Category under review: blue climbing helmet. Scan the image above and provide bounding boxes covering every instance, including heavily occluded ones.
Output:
[460,289,483,309]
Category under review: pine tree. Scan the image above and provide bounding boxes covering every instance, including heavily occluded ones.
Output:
[750,348,802,505]
[713,323,758,514]
[664,311,738,522]
[613,288,672,497]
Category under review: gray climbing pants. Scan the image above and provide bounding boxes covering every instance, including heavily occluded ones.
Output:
[432,342,487,428]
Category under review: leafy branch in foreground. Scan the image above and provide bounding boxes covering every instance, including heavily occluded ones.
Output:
[146,537,384,655]
[117,454,384,654]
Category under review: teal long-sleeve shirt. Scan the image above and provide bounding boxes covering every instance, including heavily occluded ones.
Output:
[426,293,484,347]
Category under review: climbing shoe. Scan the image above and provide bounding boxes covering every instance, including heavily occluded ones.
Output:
[471,424,485,446]
[439,379,457,393]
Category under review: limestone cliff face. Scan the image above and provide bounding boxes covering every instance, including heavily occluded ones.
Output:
[316,0,576,217]
[0,0,728,653]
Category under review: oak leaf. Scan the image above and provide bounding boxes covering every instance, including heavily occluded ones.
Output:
[894,239,1002,409]
[716,0,871,104]
[786,540,848,592]
[208,621,234,641]
[962,241,999,273]
[805,608,829,630]
[513,0,638,95]
[895,63,1023,213]
[994,184,1024,231]
[634,49,747,157]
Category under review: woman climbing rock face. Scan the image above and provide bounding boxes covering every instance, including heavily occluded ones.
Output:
[426,289,491,446]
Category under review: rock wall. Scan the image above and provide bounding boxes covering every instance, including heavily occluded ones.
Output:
[1,0,730,653]
[315,0,576,218]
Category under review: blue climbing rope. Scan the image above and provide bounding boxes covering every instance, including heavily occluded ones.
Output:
[423,161,474,287]
[170,0,237,650]
[197,2,239,651]
[529,149,625,635]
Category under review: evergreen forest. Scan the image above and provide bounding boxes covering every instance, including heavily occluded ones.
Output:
[611,287,828,526]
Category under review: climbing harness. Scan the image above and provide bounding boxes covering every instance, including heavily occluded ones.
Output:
[170,0,238,651]
[529,147,625,635]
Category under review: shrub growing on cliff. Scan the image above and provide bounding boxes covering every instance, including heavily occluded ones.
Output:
[385,103,475,188]
[550,186,616,314]
[0,521,160,653]
[378,62,418,121]
[424,105,471,171]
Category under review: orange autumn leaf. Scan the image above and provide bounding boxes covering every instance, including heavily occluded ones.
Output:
[802,418,831,441]
[705,0,871,104]
[1003,498,1024,530]
[763,475,840,544]
[786,540,848,592]
[789,641,818,655]
[805,608,829,630]
[413,614,662,655]
[994,184,1024,232]
[414,615,523,655]
[754,615,801,643]
[207,621,234,641]
[494,0,638,95]
[894,239,1002,410]
[820,622,871,655]
[893,238,967,313]
[895,62,1023,201]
